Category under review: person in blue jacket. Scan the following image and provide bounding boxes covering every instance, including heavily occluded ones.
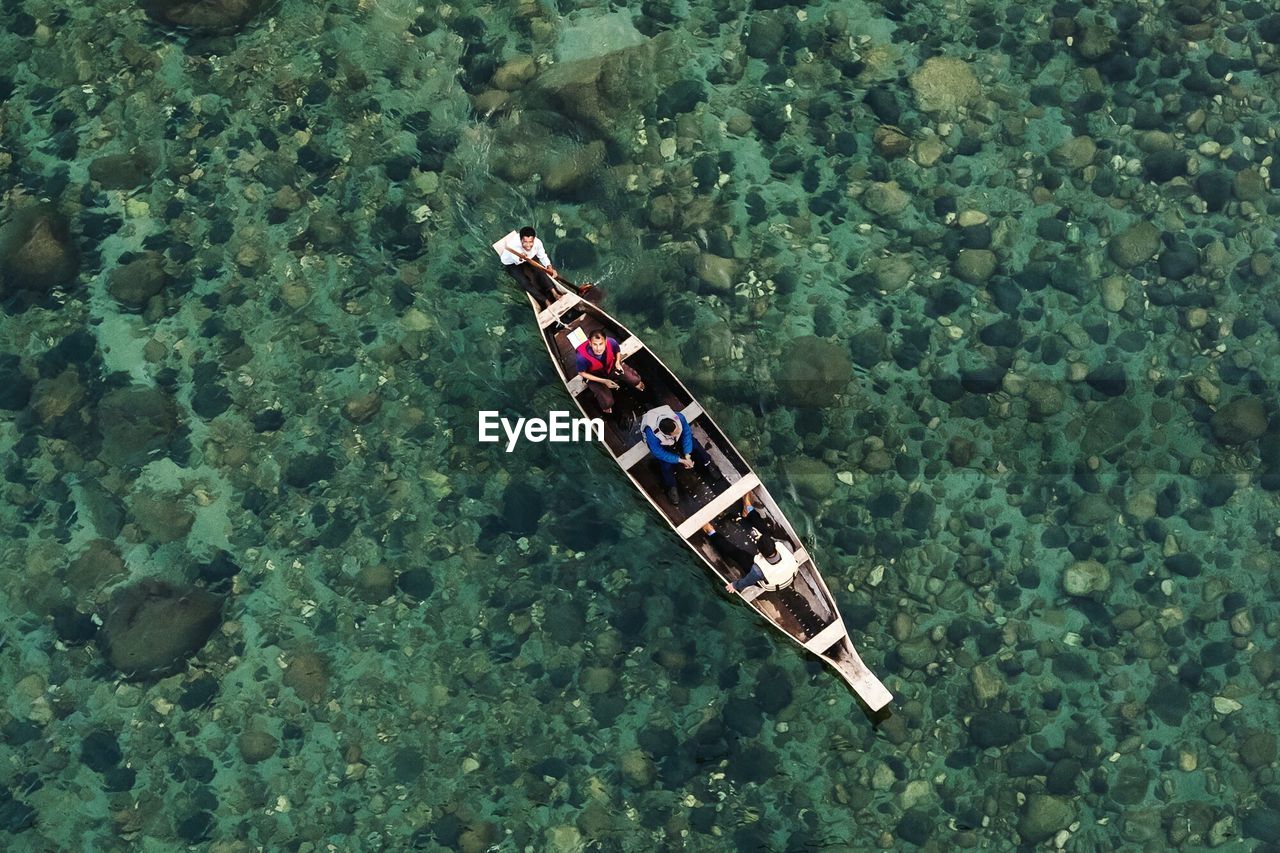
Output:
[641,405,714,504]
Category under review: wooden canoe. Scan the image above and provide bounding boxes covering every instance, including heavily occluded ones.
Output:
[527,287,892,712]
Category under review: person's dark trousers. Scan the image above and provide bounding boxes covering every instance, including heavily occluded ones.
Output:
[708,535,755,573]
[656,442,713,488]
[705,531,766,591]
[742,507,785,542]
[503,262,556,304]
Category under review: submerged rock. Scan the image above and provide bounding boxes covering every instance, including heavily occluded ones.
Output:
[354,564,395,602]
[128,491,195,543]
[786,457,835,502]
[31,368,86,426]
[99,580,223,679]
[969,710,1021,747]
[342,392,382,424]
[777,336,851,408]
[1234,168,1267,202]
[89,152,155,190]
[954,249,997,283]
[140,0,269,33]
[863,181,911,217]
[1081,398,1142,454]
[873,125,911,158]
[542,141,605,196]
[695,253,736,293]
[1108,222,1160,268]
[533,31,689,141]
[1210,397,1267,445]
[1069,494,1113,526]
[492,55,537,91]
[870,254,914,292]
[1148,677,1191,725]
[620,749,656,786]
[1244,809,1280,842]
[108,252,169,311]
[501,481,543,536]
[1238,730,1276,770]
[1049,136,1097,170]
[65,540,127,600]
[1026,381,1064,420]
[0,203,78,294]
[1018,794,1074,843]
[910,56,981,113]
[238,726,277,764]
[849,328,888,367]
[396,567,435,601]
[97,386,182,468]
[1062,559,1110,596]
[745,11,788,60]
[0,354,33,411]
[305,208,347,248]
[283,650,329,703]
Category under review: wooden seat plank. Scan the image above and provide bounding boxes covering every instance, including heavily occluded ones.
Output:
[679,401,704,422]
[803,619,847,653]
[675,473,761,539]
[616,402,706,470]
[617,439,650,470]
[537,292,580,328]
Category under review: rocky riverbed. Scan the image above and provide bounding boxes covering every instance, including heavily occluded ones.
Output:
[0,0,1278,849]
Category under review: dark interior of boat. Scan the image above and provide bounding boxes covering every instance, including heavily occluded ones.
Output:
[540,300,833,646]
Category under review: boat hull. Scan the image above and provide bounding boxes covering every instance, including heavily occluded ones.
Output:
[525,288,892,712]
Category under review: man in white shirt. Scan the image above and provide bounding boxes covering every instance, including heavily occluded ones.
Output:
[492,226,558,310]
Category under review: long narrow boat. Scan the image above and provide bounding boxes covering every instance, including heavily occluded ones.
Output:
[526,286,892,711]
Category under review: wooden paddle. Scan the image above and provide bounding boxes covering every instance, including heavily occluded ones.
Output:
[512,250,604,304]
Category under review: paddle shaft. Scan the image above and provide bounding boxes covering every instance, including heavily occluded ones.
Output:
[512,251,579,291]
[510,249,604,305]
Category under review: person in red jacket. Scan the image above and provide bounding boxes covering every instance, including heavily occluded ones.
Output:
[575,329,644,415]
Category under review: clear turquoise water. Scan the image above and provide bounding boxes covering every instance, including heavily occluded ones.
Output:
[1,0,1279,849]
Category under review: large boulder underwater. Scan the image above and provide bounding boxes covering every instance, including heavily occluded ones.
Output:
[140,0,272,34]
[0,203,79,296]
[98,580,224,679]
